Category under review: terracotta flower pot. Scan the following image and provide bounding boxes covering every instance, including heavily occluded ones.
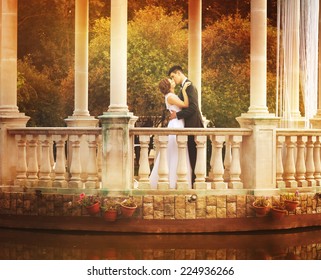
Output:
[120,204,137,218]
[252,202,270,217]
[284,200,299,211]
[85,202,100,216]
[271,207,287,219]
[104,209,118,222]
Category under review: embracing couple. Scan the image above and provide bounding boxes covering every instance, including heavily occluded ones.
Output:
[150,65,204,189]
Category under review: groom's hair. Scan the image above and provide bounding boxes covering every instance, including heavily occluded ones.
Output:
[168,65,183,76]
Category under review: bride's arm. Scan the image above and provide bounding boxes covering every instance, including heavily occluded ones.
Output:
[167,82,190,108]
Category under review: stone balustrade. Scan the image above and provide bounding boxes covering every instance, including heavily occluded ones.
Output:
[131,128,252,190]
[8,128,102,189]
[9,127,321,192]
[8,127,252,191]
[276,129,321,189]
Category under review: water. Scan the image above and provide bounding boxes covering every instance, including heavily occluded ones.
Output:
[1,227,321,260]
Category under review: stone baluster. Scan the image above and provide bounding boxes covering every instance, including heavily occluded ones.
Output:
[223,135,231,182]
[38,135,53,188]
[306,136,316,187]
[157,135,169,190]
[194,135,207,189]
[210,135,227,189]
[52,135,67,188]
[176,135,189,190]
[49,138,55,179]
[228,135,243,189]
[313,136,321,186]
[97,135,102,181]
[85,135,99,189]
[295,136,307,187]
[276,136,285,188]
[283,136,298,188]
[68,135,83,188]
[26,135,39,187]
[138,135,151,189]
[14,135,27,186]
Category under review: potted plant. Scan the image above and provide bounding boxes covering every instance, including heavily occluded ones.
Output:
[77,193,100,216]
[120,197,137,218]
[252,196,271,216]
[281,191,300,212]
[270,201,287,219]
[101,198,120,222]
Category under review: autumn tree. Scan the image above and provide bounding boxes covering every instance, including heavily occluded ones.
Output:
[202,14,277,127]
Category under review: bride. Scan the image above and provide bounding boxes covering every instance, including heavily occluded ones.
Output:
[149,78,192,189]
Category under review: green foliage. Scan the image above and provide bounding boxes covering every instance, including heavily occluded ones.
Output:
[127,6,187,124]
[16,0,279,128]
[18,58,65,127]
[202,14,277,127]
[88,17,111,116]
[85,6,188,124]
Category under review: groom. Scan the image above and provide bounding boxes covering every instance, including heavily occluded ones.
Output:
[168,65,203,185]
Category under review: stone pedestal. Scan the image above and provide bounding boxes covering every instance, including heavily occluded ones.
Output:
[310,111,321,128]
[237,114,280,189]
[99,111,137,190]
[0,114,30,185]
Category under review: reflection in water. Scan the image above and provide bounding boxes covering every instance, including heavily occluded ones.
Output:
[0,227,321,260]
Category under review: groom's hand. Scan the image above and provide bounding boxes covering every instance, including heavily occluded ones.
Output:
[169,111,177,120]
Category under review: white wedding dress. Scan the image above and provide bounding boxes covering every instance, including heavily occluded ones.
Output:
[149,92,192,189]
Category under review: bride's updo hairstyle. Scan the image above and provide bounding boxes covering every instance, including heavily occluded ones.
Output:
[159,78,171,95]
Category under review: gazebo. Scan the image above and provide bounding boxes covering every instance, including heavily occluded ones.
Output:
[1,0,321,233]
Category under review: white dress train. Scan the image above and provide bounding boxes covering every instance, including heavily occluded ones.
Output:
[149,93,192,189]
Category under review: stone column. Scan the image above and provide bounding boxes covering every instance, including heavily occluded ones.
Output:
[237,0,280,190]
[99,0,137,191]
[64,0,98,185]
[65,0,98,127]
[188,0,202,110]
[0,0,19,114]
[247,0,269,115]
[109,0,128,112]
[0,0,29,185]
[310,0,321,128]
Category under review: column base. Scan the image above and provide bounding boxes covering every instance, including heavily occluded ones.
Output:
[310,110,321,128]
[65,116,99,127]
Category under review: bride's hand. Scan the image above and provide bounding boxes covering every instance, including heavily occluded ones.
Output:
[169,111,177,120]
[183,82,191,90]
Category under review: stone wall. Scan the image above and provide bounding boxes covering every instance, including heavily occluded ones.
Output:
[1,191,320,219]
